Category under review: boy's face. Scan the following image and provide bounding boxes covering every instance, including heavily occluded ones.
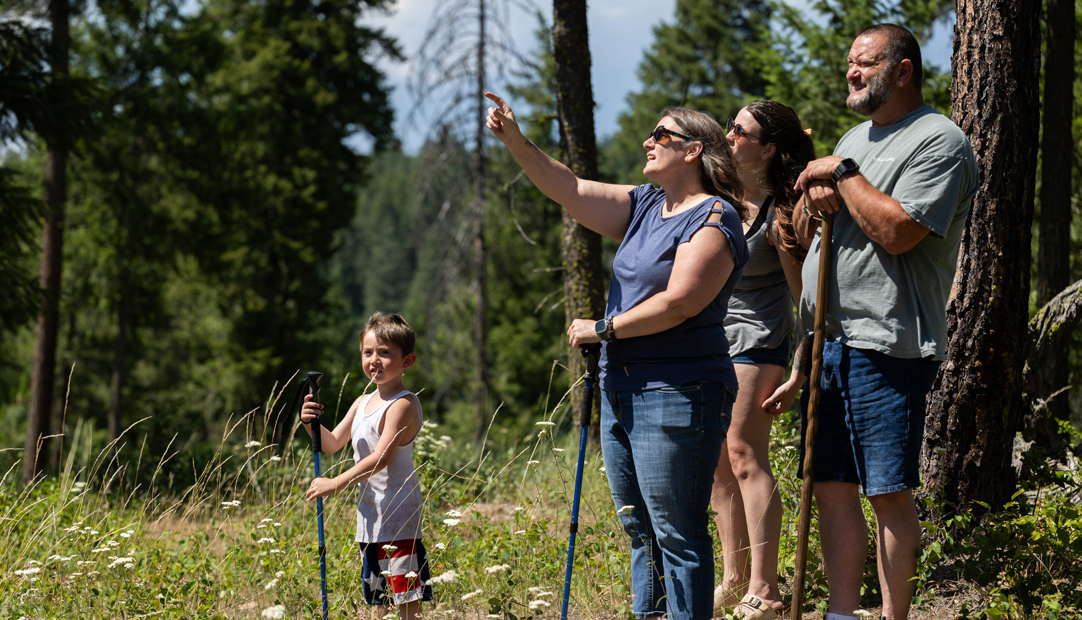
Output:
[360,331,416,384]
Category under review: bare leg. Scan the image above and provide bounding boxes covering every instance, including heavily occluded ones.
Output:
[712,440,749,605]
[868,490,919,620]
[728,363,785,612]
[814,481,867,616]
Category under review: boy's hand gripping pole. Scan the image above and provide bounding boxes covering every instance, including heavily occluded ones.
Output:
[791,213,833,620]
[301,371,330,620]
[561,344,601,620]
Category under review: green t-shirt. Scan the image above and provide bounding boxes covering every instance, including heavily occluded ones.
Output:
[799,105,978,360]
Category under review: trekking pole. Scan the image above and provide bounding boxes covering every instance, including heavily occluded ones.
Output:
[561,343,601,620]
[791,213,833,620]
[295,371,330,620]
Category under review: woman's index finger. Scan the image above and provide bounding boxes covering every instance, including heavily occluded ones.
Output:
[484,91,508,110]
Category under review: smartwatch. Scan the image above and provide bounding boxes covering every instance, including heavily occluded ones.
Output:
[831,158,859,183]
[594,319,609,341]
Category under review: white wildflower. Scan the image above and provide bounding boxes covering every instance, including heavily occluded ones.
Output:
[63,525,80,533]
[107,540,120,547]
[14,568,41,577]
[428,570,457,584]
[261,518,274,523]
[273,522,282,527]
[125,563,134,569]
[423,420,438,428]
[261,604,286,619]
[91,548,109,554]
[86,571,99,577]
[77,560,96,566]
[264,578,279,590]
[74,482,86,488]
[526,460,540,465]
[269,549,284,555]
[72,572,83,577]
[552,448,565,453]
[616,505,635,515]
[381,570,392,577]
[120,530,133,538]
[256,538,276,544]
[269,455,281,462]
[275,571,284,578]
[445,510,463,518]
[535,421,555,427]
[221,500,241,508]
[484,564,511,574]
[382,544,399,552]
[599,466,606,473]
[404,571,418,579]
[513,506,524,512]
[107,556,135,569]
[435,542,447,550]
[528,600,552,610]
[461,589,483,601]
[513,530,526,535]
[245,441,261,448]
[442,518,461,526]
[257,524,266,529]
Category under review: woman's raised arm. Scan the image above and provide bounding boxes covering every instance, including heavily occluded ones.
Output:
[485,92,636,241]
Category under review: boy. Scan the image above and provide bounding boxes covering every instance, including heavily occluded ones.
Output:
[302,312,432,619]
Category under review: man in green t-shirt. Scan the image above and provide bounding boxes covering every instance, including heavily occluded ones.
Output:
[793,23,978,620]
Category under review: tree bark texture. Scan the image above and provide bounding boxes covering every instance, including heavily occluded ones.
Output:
[553,0,606,427]
[1022,278,1082,447]
[921,0,1042,513]
[1035,0,1075,423]
[474,0,489,441]
[24,0,70,484]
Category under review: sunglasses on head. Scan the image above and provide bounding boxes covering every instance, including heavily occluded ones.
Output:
[646,126,693,144]
[725,118,766,143]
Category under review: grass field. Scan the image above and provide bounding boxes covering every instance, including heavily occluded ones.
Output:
[2,377,1079,619]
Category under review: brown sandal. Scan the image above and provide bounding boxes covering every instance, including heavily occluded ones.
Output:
[735,594,778,620]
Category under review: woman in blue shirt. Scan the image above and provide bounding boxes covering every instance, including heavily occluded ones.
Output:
[485,91,749,620]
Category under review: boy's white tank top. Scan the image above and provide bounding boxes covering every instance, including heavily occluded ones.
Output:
[351,389,424,543]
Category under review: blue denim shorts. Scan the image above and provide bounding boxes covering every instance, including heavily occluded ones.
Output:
[731,334,792,367]
[798,340,939,496]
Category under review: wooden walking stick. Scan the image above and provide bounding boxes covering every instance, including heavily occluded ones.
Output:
[790,212,833,620]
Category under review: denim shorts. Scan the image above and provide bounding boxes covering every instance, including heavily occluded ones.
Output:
[731,334,793,367]
[600,379,736,619]
[798,340,939,496]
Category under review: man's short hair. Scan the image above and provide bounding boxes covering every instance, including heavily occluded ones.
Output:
[361,312,416,355]
[856,23,923,88]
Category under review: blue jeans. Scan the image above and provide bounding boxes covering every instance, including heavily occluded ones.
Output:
[601,380,735,619]
[799,340,940,495]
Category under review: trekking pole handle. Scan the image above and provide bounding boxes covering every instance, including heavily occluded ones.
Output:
[579,344,601,428]
[306,371,324,454]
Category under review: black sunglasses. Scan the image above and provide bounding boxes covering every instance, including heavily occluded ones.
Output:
[646,126,693,144]
[726,118,766,143]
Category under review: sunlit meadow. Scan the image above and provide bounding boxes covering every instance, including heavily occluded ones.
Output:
[4,366,1077,619]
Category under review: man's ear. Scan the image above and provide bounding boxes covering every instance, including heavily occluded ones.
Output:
[896,58,914,87]
[403,353,417,370]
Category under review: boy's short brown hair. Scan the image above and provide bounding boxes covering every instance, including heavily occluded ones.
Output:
[360,312,416,355]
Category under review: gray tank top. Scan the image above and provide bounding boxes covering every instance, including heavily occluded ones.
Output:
[725,197,796,356]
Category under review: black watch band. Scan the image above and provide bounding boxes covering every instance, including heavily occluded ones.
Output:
[831,158,859,183]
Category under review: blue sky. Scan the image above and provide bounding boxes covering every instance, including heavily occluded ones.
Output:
[359,0,955,153]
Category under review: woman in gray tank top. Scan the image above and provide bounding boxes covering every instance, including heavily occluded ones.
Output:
[711,101,816,619]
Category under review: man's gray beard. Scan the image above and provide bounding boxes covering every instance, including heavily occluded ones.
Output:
[847,67,896,116]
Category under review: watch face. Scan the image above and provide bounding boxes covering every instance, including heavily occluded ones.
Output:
[594,319,607,334]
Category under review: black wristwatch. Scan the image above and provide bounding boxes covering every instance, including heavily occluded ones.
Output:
[594,319,609,341]
[831,158,859,183]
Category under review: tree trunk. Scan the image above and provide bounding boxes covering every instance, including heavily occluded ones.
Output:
[1035,0,1075,423]
[109,268,129,443]
[1022,278,1082,449]
[553,0,606,430]
[24,0,70,485]
[473,0,488,442]
[920,0,1042,513]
